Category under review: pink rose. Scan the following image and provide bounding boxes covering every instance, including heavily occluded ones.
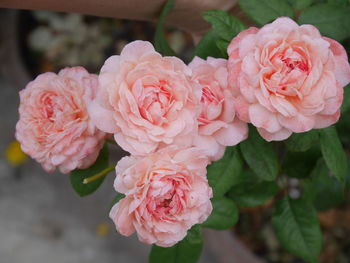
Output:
[89,40,200,156]
[189,56,248,160]
[109,147,212,247]
[16,67,106,173]
[228,17,350,141]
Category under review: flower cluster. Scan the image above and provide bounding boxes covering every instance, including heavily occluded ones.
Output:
[16,17,350,247]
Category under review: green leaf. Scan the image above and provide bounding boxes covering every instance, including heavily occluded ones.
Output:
[194,30,226,59]
[240,127,279,181]
[109,193,125,210]
[206,147,243,197]
[328,0,349,6]
[288,0,314,9]
[216,39,229,58]
[283,146,321,178]
[319,126,347,184]
[298,3,350,41]
[202,197,238,229]
[228,181,279,207]
[341,84,350,113]
[149,225,203,263]
[239,0,294,26]
[154,0,176,56]
[203,10,247,42]
[284,130,319,152]
[272,197,322,263]
[70,145,109,197]
[304,158,344,211]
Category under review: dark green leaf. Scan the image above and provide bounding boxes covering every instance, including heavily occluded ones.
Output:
[216,39,229,58]
[284,130,319,152]
[298,3,350,41]
[240,127,279,181]
[70,145,109,197]
[149,225,203,263]
[304,158,344,211]
[341,84,350,113]
[320,126,347,184]
[109,193,125,210]
[288,0,314,9]
[154,0,176,56]
[194,30,226,59]
[328,0,349,6]
[272,197,322,263]
[202,197,238,229]
[228,181,279,207]
[207,147,243,197]
[203,10,247,42]
[283,146,321,178]
[239,0,294,26]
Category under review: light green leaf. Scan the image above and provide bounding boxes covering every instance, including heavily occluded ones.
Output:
[240,127,279,181]
[70,145,109,197]
[239,0,294,26]
[194,30,226,59]
[154,0,176,56]
[320,126,347,184]
[203,10,247,42]
[228,181,279,207]
[149,225,203,263]
[202,197,238,229]
[284,130,319,152]
[206,147,243,197]
[304,158,344,211]
[272,197,322,263]
[298,3,350,41]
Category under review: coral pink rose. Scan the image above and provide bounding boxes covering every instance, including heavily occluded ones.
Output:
[228,17,350,141]
[89,40,200,156]
[189,56,248,160]
[109,147,212,247]
[16,67,106,173]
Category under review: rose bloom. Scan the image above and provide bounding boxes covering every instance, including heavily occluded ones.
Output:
[228,17,350,141]
[16,67,106,173]
[189,56,248,160]
[89,40,200,156]
[109,147,212,247]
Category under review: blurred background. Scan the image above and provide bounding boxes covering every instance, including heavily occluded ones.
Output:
[1,8,350,263]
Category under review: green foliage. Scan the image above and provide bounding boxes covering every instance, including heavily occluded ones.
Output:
[283,146,321,178]
[149,226,203,263]
[109,193,125,210]
[284,130,319,152]
[206,147,243,197]
[203,10,247,42]
[194,30,226,59]
[202,197,239,229]
[298,3,350,41]
[154,0,176,56]
[341,84,350,113]
[327,0,349,6]
[320,126,347,184]
[304,158,344,211]
[70,145,109,197]
[198,10,247,58]
[240,127,279,181]
[228,180,279,207]
[288,0,314,9]
[272,197,322,263]
[239,0,294,26]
